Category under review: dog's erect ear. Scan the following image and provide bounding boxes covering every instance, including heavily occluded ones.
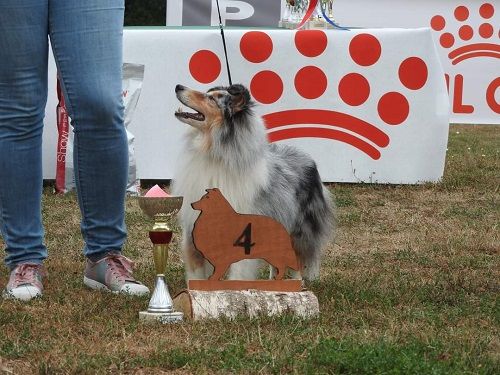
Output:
[227,84,251,113]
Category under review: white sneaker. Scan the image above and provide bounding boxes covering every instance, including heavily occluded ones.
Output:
[83,253,149,296]
[2,263,45,301]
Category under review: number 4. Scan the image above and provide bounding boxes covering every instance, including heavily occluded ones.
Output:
[233,223,255,255]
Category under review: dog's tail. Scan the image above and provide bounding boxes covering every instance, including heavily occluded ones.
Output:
[292,166,336,281]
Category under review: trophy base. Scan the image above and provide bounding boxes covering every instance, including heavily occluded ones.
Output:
[279,19,337,30]
[139,310,184,324]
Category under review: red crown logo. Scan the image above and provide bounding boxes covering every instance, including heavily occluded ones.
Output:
[431,3,500,65]
[187,30,430,160]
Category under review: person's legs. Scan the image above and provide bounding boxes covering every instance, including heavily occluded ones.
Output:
[49,0,128,259]
[0,0,49,269]
[49,0,148,295]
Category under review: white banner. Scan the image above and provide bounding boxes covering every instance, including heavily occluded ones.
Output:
[43,28,449,183]
[166,0,500,124]
[334,0,499,124]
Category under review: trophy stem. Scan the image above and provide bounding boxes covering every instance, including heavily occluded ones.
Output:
[147,275,174,313]
[139,227,183,323]
[152,243,169,275]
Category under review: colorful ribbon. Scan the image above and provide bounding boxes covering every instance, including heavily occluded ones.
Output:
[320,4,351,30]
[293,0,353,31]
[295,0,319,29]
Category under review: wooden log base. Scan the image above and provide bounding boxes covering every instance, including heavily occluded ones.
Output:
[173,289,319,320]
[188,279,303,292]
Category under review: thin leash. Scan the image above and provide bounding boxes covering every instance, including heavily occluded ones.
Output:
[215,0,233,86]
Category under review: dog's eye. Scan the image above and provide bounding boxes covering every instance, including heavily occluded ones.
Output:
[208,96,220,107]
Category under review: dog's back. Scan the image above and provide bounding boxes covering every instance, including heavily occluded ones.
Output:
[254,143,335,280]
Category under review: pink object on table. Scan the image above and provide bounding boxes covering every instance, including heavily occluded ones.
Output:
[144,184,171,197]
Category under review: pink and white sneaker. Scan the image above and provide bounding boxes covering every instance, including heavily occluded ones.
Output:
[83,253,149,296]
[2,263,45,301]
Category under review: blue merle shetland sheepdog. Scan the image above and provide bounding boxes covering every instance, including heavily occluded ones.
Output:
[172,84,335,281]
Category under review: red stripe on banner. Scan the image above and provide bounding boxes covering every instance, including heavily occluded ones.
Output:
[263,109,390,147]
[295,0,319,29]
[448,43,500,59]
[267,127,382,160]
[452,51,500,65]
[55,76,69,194]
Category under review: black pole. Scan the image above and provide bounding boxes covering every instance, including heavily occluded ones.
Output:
[215,0,233,86]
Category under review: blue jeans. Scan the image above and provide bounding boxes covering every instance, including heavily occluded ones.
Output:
[0,0,127,269]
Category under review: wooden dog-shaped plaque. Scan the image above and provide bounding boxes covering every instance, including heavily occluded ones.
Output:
[188,189,302,292]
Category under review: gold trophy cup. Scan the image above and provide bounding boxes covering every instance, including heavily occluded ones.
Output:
[138,195,184,323]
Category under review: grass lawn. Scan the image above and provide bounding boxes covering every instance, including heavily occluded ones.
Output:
[0,124,498,374]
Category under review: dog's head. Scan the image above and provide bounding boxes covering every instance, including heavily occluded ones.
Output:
[174,84,253,132]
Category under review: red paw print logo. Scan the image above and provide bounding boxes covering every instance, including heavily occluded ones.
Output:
[431,3,500,65]
[188,31,429,160]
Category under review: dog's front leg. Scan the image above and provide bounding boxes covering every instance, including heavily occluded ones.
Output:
[269,265,302,280]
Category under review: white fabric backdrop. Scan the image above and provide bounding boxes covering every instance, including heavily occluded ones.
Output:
[43,28,449,182]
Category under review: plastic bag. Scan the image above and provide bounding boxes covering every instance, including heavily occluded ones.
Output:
[55,63,145,195]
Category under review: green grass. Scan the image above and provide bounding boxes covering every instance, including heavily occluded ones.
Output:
[0,124,499,374]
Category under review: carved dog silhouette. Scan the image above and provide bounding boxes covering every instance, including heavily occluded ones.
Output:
[191,189,300,281]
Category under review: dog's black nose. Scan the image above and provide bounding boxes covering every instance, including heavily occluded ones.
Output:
[175,84,185,93]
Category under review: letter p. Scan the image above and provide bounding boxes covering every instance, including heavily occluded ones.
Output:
[211,0,255,26]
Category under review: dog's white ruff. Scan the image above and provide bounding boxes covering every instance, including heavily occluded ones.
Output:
[173,127,270,280]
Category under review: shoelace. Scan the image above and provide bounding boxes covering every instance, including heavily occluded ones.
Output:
[106,254,136,282]
[13,264,43,287]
